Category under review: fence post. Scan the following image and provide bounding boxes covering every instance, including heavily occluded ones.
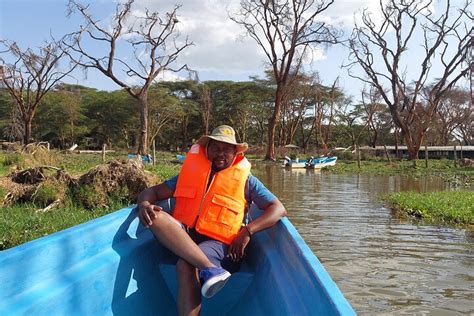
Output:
[383,145,391,163]
[152,139,156,166]
[357,145,361,169]
[454,145,457,167]
[425,145,428,168]
[102,144,106,163]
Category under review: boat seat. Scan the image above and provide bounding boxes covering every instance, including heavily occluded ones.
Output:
[159,260,254,315]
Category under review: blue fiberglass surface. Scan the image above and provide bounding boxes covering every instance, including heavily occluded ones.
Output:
[0,204,355,316]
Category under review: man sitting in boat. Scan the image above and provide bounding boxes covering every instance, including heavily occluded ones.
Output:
[137,125,287,316]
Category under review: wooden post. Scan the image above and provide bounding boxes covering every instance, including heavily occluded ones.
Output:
[102,144,106,163]
[152,139,156,166]
[383,145,391,163]
[425,145,428,168]
[357,145,361,169]
[454,145,457,167]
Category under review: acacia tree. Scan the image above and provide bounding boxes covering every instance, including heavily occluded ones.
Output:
[0,41,75,144]
[312,79,342,150]
[335,97,367,148]
[63,0,192,154]
[232,0,339,160]
[279,72,316,146]
[347,0,471,159]
[453,109,473,145]
[360,86,393,147]
[432,87,471,145]
[147,86,179,146]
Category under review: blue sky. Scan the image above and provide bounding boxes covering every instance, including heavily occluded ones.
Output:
[1,0,470,100]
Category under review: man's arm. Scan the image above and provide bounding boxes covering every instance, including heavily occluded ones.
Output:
[245,198,287,235]
[228,175,287,261]
[137,183,174,227]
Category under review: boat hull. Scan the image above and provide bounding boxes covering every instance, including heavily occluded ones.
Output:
[0,204,355,315]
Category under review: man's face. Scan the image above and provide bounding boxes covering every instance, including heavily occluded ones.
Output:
[207,140,237,171]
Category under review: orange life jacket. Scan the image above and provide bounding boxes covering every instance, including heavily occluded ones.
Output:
[173,144,251,244]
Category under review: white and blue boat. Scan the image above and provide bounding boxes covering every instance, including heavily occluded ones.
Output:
[283,156,338,169]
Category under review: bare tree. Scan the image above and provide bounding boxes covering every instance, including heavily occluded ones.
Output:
[63,0,192,154]
[0,40,75,144]
[232,0,339,160]
[347,0,471,159]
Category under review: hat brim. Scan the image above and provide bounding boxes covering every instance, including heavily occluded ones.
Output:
[197,135,248,153]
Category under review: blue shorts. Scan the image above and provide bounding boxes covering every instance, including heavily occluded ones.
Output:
[159,225,242,273]
[187,228,242,273]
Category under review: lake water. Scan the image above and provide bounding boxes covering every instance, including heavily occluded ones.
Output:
[251,164,473,315]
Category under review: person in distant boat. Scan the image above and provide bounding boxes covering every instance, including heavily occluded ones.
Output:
[137,125,287,316]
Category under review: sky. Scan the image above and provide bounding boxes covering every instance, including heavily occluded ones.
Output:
[0,0,470,101]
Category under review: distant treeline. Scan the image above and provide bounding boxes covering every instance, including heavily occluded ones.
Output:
[0,76,471,152]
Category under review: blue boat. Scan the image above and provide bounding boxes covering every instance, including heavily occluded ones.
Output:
[176,154,185,163]
[309,156,338,169]
[127,153,153,163]
[0,202,355,315]
[283,156,338,169]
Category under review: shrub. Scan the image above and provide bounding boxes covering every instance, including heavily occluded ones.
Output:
[32,180,66,207]
[70,184,108,210]
[336,150,354,161]
[2,153,23,167]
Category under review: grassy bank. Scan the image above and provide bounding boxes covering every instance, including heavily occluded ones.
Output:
[0,150,181,250]
[384,191,474,228]
[0,200,123,250]
[323,159,473,187]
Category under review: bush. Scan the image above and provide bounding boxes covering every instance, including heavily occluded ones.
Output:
[336,150,354,161]
[70,184,108,210]
[384,191,474,226]
[32,180,66,207]
[2,153,23,167]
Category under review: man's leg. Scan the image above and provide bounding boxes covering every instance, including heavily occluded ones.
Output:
[148,210,215,269]
[176,258,201,316]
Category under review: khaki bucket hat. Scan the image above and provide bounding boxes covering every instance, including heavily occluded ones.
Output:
[197,125,248,153]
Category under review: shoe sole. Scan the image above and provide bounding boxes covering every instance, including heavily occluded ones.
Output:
[201,271,231,298]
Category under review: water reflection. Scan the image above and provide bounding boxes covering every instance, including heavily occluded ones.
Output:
[251,164,474,315]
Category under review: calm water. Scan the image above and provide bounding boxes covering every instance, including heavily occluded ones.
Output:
[252,164,473,315]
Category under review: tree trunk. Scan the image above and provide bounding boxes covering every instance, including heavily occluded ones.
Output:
[137,95,149,155]
[265,88,284,161]
[23,116,33,145]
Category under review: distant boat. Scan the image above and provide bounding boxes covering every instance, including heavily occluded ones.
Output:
[282,156,310,169]
[283,156,338,169]
[308,156,338,169]
[127,153,153,163]
[0,202,355,315]
[176,154,185,163]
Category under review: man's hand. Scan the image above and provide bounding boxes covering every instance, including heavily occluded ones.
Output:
[138,202,162,228]
[228,228,251,262]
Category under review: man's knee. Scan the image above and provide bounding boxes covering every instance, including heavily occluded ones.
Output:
[149,210,182,229]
